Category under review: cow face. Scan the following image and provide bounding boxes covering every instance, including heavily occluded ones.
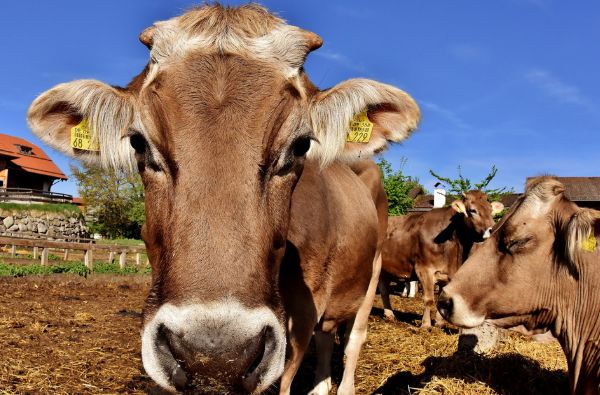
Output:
[450,190,504,239]
[27,5,419,393]
[438,177,599,331]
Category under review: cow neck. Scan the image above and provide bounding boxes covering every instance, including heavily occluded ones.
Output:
[553,257,600,394]
[452,212,478,262]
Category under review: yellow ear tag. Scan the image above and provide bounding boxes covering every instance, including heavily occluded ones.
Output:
[581,231,597,252]
[347,111,373,143]
[70,119,100,152]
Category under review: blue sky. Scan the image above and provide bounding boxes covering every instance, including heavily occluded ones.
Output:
[1,1,599,196]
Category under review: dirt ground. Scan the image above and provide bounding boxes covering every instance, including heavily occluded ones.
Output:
[0,275,568,394]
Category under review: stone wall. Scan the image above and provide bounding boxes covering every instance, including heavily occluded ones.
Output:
[0,208,89,240]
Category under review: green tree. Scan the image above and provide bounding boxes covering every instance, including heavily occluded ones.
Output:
[70,163,145,239]
[377,158,423,216]
[429,165,512,202]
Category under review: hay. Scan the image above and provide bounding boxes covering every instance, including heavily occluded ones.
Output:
[0,275,568,394]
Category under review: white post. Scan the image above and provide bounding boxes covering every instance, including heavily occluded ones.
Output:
[119,251,126,270]
[84,249,93,270]
[41,248,49,266]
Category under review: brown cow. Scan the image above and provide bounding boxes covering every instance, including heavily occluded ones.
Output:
[438,177,600,394]
[379,191,503,328]
[27,4,419,394]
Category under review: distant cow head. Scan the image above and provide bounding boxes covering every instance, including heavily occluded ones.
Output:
[27,4,419,393]
[450,190,504,240]
[438,177,599,330]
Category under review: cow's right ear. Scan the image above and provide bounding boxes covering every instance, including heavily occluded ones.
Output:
[452,200,467,215]
[28,80,136,171]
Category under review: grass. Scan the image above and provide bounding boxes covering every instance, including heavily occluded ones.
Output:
[0,261,151,277]
[96,238,144,247]
[0,202,81,214]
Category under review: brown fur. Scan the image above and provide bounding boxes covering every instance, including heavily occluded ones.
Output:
[26,4,419,393]
[439,177,600,394]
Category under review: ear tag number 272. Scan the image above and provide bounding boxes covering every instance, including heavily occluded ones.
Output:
[347,111,373,143]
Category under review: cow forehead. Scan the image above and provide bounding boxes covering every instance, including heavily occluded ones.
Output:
[464,191,489,207]
[147,5,312,80]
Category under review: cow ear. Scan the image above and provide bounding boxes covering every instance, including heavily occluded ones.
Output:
[567,209,600,260]
[28,79,136,171]
[308,78,420,165]
[491,201,505,215]
[452,200,467,215]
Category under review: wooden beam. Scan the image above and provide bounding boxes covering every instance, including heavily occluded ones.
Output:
[0,236,145,253]
[33,246,39,260]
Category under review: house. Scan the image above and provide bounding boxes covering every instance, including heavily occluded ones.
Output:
[0,133,67,191]
[527,176,600,210]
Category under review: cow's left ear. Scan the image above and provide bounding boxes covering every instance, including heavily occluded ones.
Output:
[452,200,467,215]
[491,202,505,215]
[567,209,600,263]
[308,78,420,165]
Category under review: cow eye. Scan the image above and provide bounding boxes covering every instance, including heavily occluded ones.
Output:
[292,136,312,157]
[502,237,531,253]
[129,132,147,155]
[469,208,478,215]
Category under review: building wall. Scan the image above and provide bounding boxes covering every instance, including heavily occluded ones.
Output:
[6,169,53,191]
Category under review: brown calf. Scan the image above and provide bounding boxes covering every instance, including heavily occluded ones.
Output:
[27,4,419,394]
[438,177,600,394]
[379,191,503,328]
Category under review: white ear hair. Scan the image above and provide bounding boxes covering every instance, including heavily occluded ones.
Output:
[452,200,467,215]
[491,201,505,215]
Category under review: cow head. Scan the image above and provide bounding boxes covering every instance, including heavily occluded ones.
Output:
[27,4,419,393]
[438,177,599,331]
[450,190,504,240]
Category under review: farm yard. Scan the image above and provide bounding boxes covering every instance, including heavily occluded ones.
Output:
[0,272,568,394]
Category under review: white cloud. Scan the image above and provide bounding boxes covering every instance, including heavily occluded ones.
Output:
[525,68,595,111]
[448,43,487,63]
[419,100,471,130]
[313,49,366,73]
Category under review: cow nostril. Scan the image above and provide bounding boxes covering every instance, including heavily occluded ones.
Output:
[437,292,453,319]
[171,363,188,389]
[241,326,273,392]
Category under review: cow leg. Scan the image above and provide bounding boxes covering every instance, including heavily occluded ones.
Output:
[337,253,382,394]
[377,272,395,320]
[308,331,334,395]
[279,318,314,395]
[416,266,435,329]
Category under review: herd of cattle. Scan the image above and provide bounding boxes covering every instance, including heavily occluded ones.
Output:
[26,4,598,395]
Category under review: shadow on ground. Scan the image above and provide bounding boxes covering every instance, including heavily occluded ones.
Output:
[373,347,569,395]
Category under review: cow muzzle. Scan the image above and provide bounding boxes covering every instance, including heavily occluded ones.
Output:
[141,300,286,393]
[483,227,493,239]
[437,289,485,328]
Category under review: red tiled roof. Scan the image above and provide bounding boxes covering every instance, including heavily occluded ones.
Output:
[0,133,67,180]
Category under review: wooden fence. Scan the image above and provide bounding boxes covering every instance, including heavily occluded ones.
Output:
[0,188,73,204]
[0,236,146,270]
